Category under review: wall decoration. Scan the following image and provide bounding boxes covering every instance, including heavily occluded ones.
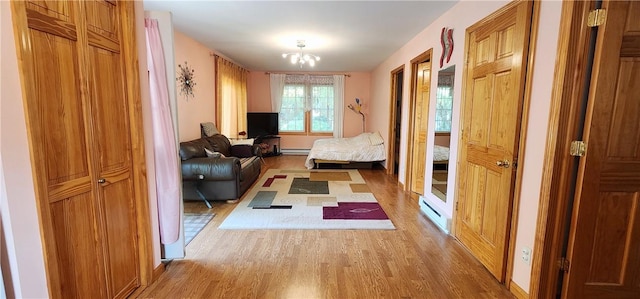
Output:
[348,98,366,132]
[176,61,196,100]
[440,27,454,68]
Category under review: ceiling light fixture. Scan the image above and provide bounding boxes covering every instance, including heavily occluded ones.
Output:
[282,40,320,68]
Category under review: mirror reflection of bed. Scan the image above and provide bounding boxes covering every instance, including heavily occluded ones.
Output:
[431,65,455,202]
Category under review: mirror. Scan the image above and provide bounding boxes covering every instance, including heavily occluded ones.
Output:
[431,65,455,202]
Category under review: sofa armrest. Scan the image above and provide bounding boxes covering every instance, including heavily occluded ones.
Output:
[181,157,240,181]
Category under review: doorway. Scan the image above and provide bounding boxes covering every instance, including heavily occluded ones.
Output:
[406,50,432,195]
[388,66,404,176]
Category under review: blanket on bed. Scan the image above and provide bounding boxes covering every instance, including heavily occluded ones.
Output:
[305,132,386,169]
[433,145,449,162]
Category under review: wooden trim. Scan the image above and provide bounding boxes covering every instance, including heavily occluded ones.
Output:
[405,49,432,192]
[510,280,529,299]
[505,0,538,289]
[529,1,594,297]
[10,2,63,297]
[120,1,154,290]
[387,65,404,175]
[451,17,473,237]
[277,131,332,137]
[152,263,166,282]
[434,132,450,137]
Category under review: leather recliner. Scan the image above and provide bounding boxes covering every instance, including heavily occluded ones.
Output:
[179,134,262,206]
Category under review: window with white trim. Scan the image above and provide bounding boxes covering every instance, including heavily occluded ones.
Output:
[279,75,334,134]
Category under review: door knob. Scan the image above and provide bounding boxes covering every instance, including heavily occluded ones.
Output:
[97,178,106,184]
[496,160,510,168]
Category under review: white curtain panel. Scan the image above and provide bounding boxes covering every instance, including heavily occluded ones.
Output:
[269,73,286,113]
[333,75,345,138]
[145,18,181,244]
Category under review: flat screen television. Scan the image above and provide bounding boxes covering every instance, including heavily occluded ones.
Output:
[247,112,279,138]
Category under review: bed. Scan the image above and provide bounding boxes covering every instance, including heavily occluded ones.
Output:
[433,145,450,170]
[305,132,386,169]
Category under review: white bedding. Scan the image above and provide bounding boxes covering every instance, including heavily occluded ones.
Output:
[305,132,386,169]
[433,145,450,162]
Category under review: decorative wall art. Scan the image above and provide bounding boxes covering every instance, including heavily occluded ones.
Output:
[440,27,454,68]
[348,98,366,132]
[177,61,196,100]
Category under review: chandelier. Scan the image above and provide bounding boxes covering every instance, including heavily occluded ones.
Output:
[282,40,320,68]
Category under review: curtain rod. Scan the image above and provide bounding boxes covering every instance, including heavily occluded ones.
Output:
[264,72,351,77]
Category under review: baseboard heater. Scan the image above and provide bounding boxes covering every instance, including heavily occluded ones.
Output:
[419,197,451,234]
[280,149,310,155]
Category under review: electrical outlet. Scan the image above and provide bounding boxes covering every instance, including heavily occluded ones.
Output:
[522,246,532,265]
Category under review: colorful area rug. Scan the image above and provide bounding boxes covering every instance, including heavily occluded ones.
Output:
[219,169,395,230]
[184,213,215,245]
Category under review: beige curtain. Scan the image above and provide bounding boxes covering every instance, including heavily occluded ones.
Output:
[215,56,248,137]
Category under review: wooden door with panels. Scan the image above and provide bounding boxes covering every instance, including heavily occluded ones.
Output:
[562,1,640,297]
[408,55,432,195]
[11,1,145,298]
[454,0,533,282]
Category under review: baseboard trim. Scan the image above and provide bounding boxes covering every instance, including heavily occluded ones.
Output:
[152,263,166,282]
[509,280,529,299]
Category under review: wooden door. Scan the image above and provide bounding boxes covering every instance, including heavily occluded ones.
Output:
[562,1,640,297]
[11,1,141,298]
[455,1,532,281]
[85,1,140,296]
[410,61,431,194]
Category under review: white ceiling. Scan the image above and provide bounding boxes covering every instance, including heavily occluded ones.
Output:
[142,1,458,72]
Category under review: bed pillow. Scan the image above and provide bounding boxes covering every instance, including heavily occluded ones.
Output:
[368,132,384,145]
[204,148,225,158]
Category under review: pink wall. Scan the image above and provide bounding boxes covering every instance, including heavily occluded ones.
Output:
[434,134,450,147]
[512,0,562,288]
[370,0,563,293]
[1,2,50,297]
[173,31,217,141]
[246,71,371,149]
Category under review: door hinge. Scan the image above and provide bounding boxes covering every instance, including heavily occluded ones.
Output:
[558,257,570,272]
[587,9,606,27]
[455,201,459,211]
[570,141,586,157]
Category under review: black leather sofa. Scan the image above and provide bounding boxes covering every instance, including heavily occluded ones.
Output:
[179,134,261,207]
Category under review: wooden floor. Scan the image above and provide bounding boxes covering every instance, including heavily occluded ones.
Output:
[137,155,514,299]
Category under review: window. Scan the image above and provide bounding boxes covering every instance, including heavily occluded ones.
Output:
[434,85,453,132]
[279,75,334,135]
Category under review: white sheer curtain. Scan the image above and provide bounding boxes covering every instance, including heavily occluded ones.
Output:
[269,73,286,112]
[145,18,180,244]
[333,75,345,138]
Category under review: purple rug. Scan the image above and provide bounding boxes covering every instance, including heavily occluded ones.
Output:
[323,202,389,220]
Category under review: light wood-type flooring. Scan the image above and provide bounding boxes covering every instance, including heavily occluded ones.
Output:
[137,155,514,299]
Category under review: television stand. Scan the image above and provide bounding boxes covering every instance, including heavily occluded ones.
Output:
[255,136,281,157]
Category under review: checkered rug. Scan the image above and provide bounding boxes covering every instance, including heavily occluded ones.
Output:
[219,169,395,230]
[184,213,215,245]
